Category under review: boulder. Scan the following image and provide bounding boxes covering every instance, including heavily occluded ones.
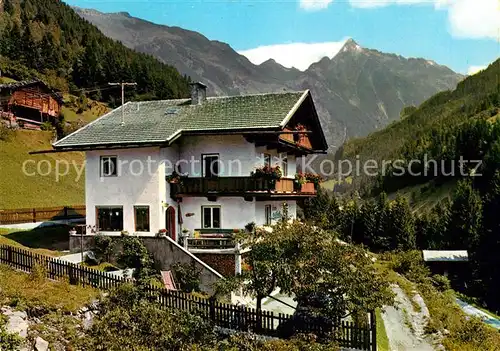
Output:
[34,336,49,351]
[2,307,29,338]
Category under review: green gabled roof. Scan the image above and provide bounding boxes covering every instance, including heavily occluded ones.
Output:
[53,91,308,148]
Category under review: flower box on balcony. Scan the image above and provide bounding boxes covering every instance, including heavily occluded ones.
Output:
[275,179,294,192]
[300,182,316,193]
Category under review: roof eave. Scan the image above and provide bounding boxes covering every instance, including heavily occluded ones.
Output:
[279,90,309,128]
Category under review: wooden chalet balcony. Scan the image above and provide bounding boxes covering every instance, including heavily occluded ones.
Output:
[170,177,316,199]
[279,128,313,150]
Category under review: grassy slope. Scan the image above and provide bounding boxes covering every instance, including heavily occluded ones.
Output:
[0,226,70,256]
[334,59,499,210]
[0,264,98,313]
[0,77,17,84]
[61,93,110,123]
[386,179,457,214]
[0,76,108,208]
[376,308,390,351]
[0,130,85,208]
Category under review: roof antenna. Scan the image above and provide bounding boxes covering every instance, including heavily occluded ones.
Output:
[108,82,137,125]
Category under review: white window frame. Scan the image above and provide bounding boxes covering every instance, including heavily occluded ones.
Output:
[96,206,123,232]
[281,154,288,177]
[202,205,222,229]
[134,205,150,232]
[100,156,118,177]
[264,153,271,167]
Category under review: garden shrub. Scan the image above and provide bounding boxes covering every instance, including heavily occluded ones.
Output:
[172,262,202,293]
[391,250,430,283]
[40,121,53,131]
[431,274,451,292]
[30,262,47,283]
[118,236,156,285]
[0,123,12,141]
[93,234,115,264]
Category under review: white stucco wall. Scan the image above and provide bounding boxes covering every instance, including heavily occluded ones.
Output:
[85,137,300,236]
[179,198,297,232]
[255,200,297,226]
[177,135,258,177]
[85,147,164,235]
[181,197,257,231]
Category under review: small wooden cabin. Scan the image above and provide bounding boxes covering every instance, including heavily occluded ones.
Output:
[423,250,469,289]
[0,80,63,127]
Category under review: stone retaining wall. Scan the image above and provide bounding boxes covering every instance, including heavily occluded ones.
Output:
[69,235,223,294]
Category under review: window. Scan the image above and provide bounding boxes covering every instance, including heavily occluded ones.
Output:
[202,206,221,229]
[96,206,123,231]
[202,154,219,178]
[100,156,117,177]
[281,155,288,177]
[265,205,272,225]
[264,153,271,167]
[134,206,150,232]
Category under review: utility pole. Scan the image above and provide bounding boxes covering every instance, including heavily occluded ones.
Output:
[108,82,137,125]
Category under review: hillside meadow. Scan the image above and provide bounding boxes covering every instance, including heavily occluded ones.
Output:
[0,130,84,209]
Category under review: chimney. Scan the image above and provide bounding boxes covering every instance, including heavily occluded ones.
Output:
[190,82,207,105]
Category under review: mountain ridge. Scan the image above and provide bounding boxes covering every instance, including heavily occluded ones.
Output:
[73,7,464,148]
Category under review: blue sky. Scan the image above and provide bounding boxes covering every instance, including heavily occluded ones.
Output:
[65,0,499,74]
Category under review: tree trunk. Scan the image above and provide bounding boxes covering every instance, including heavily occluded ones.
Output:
[256,295,263,331]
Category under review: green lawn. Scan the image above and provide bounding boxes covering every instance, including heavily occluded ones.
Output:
[61,94,109,123]
[0,130,85,208]
[0,264,99,312]
[376,308,389,351]
[0,225,70,256]
[321,176,353,191]
[0,76,17,84]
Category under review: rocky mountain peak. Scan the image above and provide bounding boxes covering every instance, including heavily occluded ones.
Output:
[339,38,363,54]
[74,8,463,145]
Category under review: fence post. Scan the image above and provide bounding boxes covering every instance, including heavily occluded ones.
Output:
[370,310,377,351]
[69,264,77,285]
[7,246,12,263]
[209,296,216,323]
[64,206,68,218]
[32,208,36,223]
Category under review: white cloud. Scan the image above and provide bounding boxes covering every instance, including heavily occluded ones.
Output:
[299,0,334,11]
[467,65,487,75]
[348,0,500,40]
[443,0,499,39]
[238,40,348,71]
[349,0,422,9]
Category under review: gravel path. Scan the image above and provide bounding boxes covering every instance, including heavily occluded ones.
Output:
[381,284,436,351]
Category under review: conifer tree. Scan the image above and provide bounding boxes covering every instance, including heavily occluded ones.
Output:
[445,180,483,250]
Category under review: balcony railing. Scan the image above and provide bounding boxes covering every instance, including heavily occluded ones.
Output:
[279,128,313,149]
[170,177,316,198]
[186,237,236,250]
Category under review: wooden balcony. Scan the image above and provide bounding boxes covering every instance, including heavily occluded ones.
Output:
[170,177,316,199]
[279,128,313,150]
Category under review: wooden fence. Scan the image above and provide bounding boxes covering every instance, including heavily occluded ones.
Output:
[0,205,85,224]
[0,244,376,350]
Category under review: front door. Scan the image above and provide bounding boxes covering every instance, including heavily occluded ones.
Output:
[166,206,176,241]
